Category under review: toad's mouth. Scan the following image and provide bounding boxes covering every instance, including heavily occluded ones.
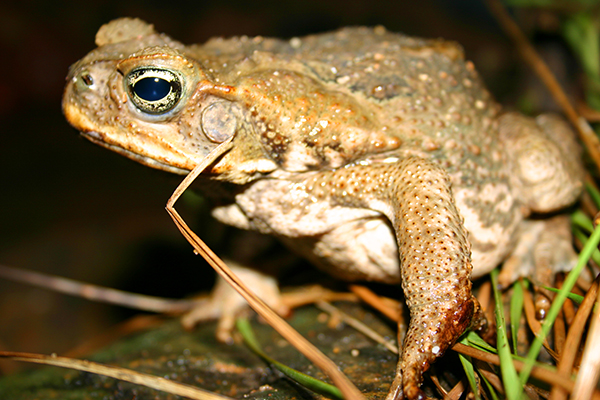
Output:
[81,131,189,175]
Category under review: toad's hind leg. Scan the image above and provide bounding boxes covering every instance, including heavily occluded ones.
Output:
[391,158,477,400]
[304,157,480,400]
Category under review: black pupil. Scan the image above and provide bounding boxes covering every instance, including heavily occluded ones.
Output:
[134,77,171,101]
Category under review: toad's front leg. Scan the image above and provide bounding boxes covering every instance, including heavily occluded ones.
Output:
[304,157,480,400]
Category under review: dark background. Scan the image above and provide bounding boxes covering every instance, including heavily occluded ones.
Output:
[0,0,573,375]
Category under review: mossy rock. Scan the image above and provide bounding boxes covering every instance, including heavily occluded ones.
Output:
[0,302,404,399]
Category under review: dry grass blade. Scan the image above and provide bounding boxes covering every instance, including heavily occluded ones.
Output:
[428,373,454,399]
[552,307,566,359]
[522,286,558,360]
[476,280,493,317]
[316,301,399,354]
[445,379,466,400]
[476,364,504,394]
[572,282,600,399]
[485,0,600,172]
[453,343,596,397]
[550,276,599,400]
[0,351,234,400]
[0,264,196,313]
[280,285,358,309]
[553,281,567,361]
[561,289,577,326]
[165,138,365,400]
[349,284,403,323]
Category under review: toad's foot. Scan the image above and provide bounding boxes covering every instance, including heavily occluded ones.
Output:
[499,215,580,318]
[388,298,487,400]
[181,261,289,342]
[400,298,477,400]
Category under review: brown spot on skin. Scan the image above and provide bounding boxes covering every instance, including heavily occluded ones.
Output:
[422,137,440,151]
[469,144,481,155]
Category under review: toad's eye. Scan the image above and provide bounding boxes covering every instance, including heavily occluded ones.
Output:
[126,68,182,114]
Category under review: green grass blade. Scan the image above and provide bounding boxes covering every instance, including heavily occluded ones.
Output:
[543,286,585,304]
[480,371,501,400]
[459,337,480,400]
[235,318,344,400]
[585,182,600,210]
[563,12,600,78]
[519,222,600,387]
[465,330,497,353]
[491,268,523,400]
[509,280,526,354]
[572,215,600,265]
[572,209,595,234]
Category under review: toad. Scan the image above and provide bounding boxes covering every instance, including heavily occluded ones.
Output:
[63,18,584,399]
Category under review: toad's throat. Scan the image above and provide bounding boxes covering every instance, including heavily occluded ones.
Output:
[80,131,189,175]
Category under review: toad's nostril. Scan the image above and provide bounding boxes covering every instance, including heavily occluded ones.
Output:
[81,73,94,86]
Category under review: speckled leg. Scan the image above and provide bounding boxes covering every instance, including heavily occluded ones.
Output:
[303,157,477,400]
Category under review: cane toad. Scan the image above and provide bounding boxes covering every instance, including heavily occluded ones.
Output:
[63,18,584,399]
